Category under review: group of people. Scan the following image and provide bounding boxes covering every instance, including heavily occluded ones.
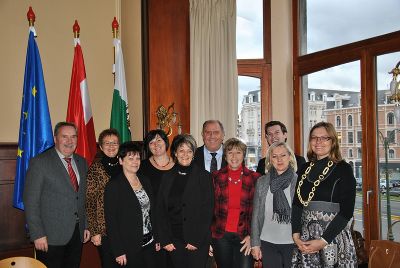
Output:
[23,119,358,268]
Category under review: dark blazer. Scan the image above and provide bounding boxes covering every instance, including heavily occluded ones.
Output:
[256,154,306,175]
[156,163,214,248]
[104,172,155,258]
[193,145,227,172]
[23,147,88,245]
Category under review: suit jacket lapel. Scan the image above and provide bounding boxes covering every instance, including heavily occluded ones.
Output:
[49,148,72,185]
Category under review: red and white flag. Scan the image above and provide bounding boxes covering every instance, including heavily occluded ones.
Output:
[66,37,97,165]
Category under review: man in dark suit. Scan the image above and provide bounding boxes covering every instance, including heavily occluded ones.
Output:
[193,120,227,173]
[193,120,226,268]
[24,122,90,268]
[256,120,306,175]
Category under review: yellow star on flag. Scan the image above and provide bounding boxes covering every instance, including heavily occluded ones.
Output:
[23,112,28,119]
[32,86,37,97]
[17,147,24,158]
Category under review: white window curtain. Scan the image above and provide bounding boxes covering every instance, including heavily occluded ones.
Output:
[189,0,238,143]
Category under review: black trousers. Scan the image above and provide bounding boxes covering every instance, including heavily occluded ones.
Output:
[260,240,294,268]
[168,239,208,268]
[212,232,253,268]
[36,223,82,268]
[97,236,119,268]
[124,241,157,268]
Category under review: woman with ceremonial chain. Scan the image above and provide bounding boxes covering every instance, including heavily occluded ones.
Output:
[291,122,357,267]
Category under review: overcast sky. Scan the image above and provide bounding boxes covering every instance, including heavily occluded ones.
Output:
[237,0,400,104]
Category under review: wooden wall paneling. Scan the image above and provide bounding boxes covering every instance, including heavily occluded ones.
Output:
[145,0,190,139]
[0,143,31,253]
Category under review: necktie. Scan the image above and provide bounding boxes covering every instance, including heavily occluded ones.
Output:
[64,157,79,192]
[210,152,218,173]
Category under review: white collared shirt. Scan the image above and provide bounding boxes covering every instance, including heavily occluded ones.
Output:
[203,145,223,172]
[55,149,81,184]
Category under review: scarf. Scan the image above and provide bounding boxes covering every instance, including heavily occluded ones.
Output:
[269,166,294,224]
[101,155,122,178]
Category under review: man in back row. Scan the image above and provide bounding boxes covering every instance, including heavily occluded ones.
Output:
[256,120,306,175]
[194,119,227,173]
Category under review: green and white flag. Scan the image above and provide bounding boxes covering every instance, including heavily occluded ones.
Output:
[111,38,131,142]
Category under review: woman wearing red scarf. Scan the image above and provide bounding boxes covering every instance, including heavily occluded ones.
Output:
[211,138,261,268]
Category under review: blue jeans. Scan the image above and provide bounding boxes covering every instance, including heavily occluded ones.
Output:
[212,232,253,268]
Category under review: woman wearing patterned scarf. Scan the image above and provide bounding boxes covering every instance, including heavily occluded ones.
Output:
[251,141,298,268]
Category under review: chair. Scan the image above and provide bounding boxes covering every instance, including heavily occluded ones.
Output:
[369,240,400,268]
[0,257,46,268]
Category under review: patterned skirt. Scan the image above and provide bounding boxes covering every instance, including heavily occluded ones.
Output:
[291,201,357,268]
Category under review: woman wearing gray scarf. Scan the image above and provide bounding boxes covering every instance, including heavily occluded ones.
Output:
[250,142,298,268]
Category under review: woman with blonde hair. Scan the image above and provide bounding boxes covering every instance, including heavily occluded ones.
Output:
[251,141,297,268]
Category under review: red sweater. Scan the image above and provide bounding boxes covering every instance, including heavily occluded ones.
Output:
[225,167,243,232]
[211,166,260,239]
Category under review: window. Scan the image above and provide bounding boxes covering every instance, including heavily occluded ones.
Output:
[237,0,271,163]
[349,148,353,158]
[294,1,400,243]
[236,0,263,59]
[301,0,400,55]
[357,131,362,143]
[389,149,395,159]
[348,132,354,144]
[387,130,396,144]
[336,116,341,127]
[337,131,342,144]
[348,115,353,127]
[387,112,395,125]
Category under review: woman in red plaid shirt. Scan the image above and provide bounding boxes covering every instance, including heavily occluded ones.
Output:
[211,138,261,268]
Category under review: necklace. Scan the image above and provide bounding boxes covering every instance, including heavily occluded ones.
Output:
[107,161,118,167]
[152,156,171,168]
[128,176,141,189]
[296,160,334,207]
[228,172,243,184]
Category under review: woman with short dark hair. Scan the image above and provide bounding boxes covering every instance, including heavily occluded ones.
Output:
[104,141,156,268]
[138,129,174,268]
[211,138,260,268]
[156,134,213,268]
[86,128,121,267]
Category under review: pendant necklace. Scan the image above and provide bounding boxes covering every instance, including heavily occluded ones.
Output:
[152,156,171,168]
[228,172,243,184]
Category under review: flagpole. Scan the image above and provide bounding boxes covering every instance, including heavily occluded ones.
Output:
[112,17,119,83]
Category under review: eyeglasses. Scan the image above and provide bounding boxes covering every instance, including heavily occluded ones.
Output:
[103,141,119,147]
[310,136,331,143]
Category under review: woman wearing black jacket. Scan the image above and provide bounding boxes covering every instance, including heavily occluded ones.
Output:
[156,134,214,268]
[104,141,156,268]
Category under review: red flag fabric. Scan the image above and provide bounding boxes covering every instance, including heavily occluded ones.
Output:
[66,40,97,165]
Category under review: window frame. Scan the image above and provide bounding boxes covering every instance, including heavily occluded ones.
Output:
[237,0,272,157]
[292,0,400,247]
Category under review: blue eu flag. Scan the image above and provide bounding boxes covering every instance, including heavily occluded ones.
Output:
[13,30,54,210]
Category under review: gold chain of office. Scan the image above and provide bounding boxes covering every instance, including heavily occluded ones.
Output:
[296,160,334,207]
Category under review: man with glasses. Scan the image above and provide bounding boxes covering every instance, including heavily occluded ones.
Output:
[256,121,306,175]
